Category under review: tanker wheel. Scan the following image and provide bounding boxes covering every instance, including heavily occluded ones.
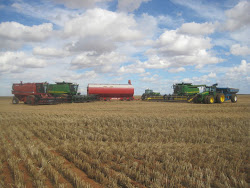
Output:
[231,94,237,103]
[216,93,225,103]
[123,97,127,101]
[207,96,215,104]
[27,95,35,105]
[100,97,104,101]
[12,96,19,104]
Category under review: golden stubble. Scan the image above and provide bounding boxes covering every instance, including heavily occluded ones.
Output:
[0,95,249,187]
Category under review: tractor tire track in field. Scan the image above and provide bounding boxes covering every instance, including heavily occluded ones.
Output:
[16,125,102,188]
[2,162,14,188]
[27,122,148,187]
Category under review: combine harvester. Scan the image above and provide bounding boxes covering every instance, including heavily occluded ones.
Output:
[12,81,96,105]
[48,82,97,103]
[142,83,239,104]
[87,80,134,101]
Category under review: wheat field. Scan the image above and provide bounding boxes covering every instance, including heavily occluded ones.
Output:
[0,96,249,188]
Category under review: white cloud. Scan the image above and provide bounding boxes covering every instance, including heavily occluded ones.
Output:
[0,51,47,74]
[140,55,171,69]
[156,30,212,56]
[63,8,142,41]
[226,60,249,76]
[0,22,53,50]
[230,44,250,56]
[117,0,151,12]
[0,22,52,41]
[70,51,127,73]
[33,47,70,57]
[140,74,159,83]
[52,0,112,9]
[224,1,250,31]
[143,29,223,69]
[182,72,217,85]
[168,67,186,73]
[178,22,215,35]
[118,64,145,74]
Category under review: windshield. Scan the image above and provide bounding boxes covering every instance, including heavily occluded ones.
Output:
[70,84,78,93]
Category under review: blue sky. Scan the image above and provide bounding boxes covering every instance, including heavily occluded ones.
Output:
[0,0,249,95]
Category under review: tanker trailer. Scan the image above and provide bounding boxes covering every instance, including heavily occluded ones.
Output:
[87,80,134,101]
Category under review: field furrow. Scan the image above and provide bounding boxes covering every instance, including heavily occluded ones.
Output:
[0,96,249,187]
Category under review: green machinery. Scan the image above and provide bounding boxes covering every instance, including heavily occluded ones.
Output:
[48,82,78,96]
[193,84,239,104]
[48,81,97,103]
[142,83,205,102]
[141,89,161,100]
[142,82,239,104]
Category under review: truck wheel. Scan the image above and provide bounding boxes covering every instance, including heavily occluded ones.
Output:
[207,96,214,104]
[231,94,237,103]
[12,97,19,104]
[216,93,225,103]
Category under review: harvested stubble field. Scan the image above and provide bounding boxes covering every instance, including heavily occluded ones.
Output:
[0,96,249,188]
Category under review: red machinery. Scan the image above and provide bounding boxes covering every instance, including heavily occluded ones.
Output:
[12,82,60,105]
[87,80,134,101]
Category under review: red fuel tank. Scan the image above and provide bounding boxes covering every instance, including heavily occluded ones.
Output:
[87,80,134,99]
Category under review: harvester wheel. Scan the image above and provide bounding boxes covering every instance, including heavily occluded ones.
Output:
[193,96,198,103]
[12,97,19,104]
[27,95,35,105]
[203,96,208,104]
[207,96,215,104]
[231,94,237,103]
[216,93,225,103]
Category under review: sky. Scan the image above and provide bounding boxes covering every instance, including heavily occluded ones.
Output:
[0,0,250,95]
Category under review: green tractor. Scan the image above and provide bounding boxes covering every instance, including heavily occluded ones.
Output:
[141,89,161,100]
[193,84,225,104]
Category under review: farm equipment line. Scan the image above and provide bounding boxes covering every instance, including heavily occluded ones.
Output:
[11,80,239,105]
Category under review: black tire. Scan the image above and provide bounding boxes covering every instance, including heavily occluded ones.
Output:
[193,96,198,103]
[12,96,19,104]
[141,94,146,100]
[216,93,225,103]
[231,94,237,103]
[203,96,208,104]
[207,96,215,104]
[27,95,35,105]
